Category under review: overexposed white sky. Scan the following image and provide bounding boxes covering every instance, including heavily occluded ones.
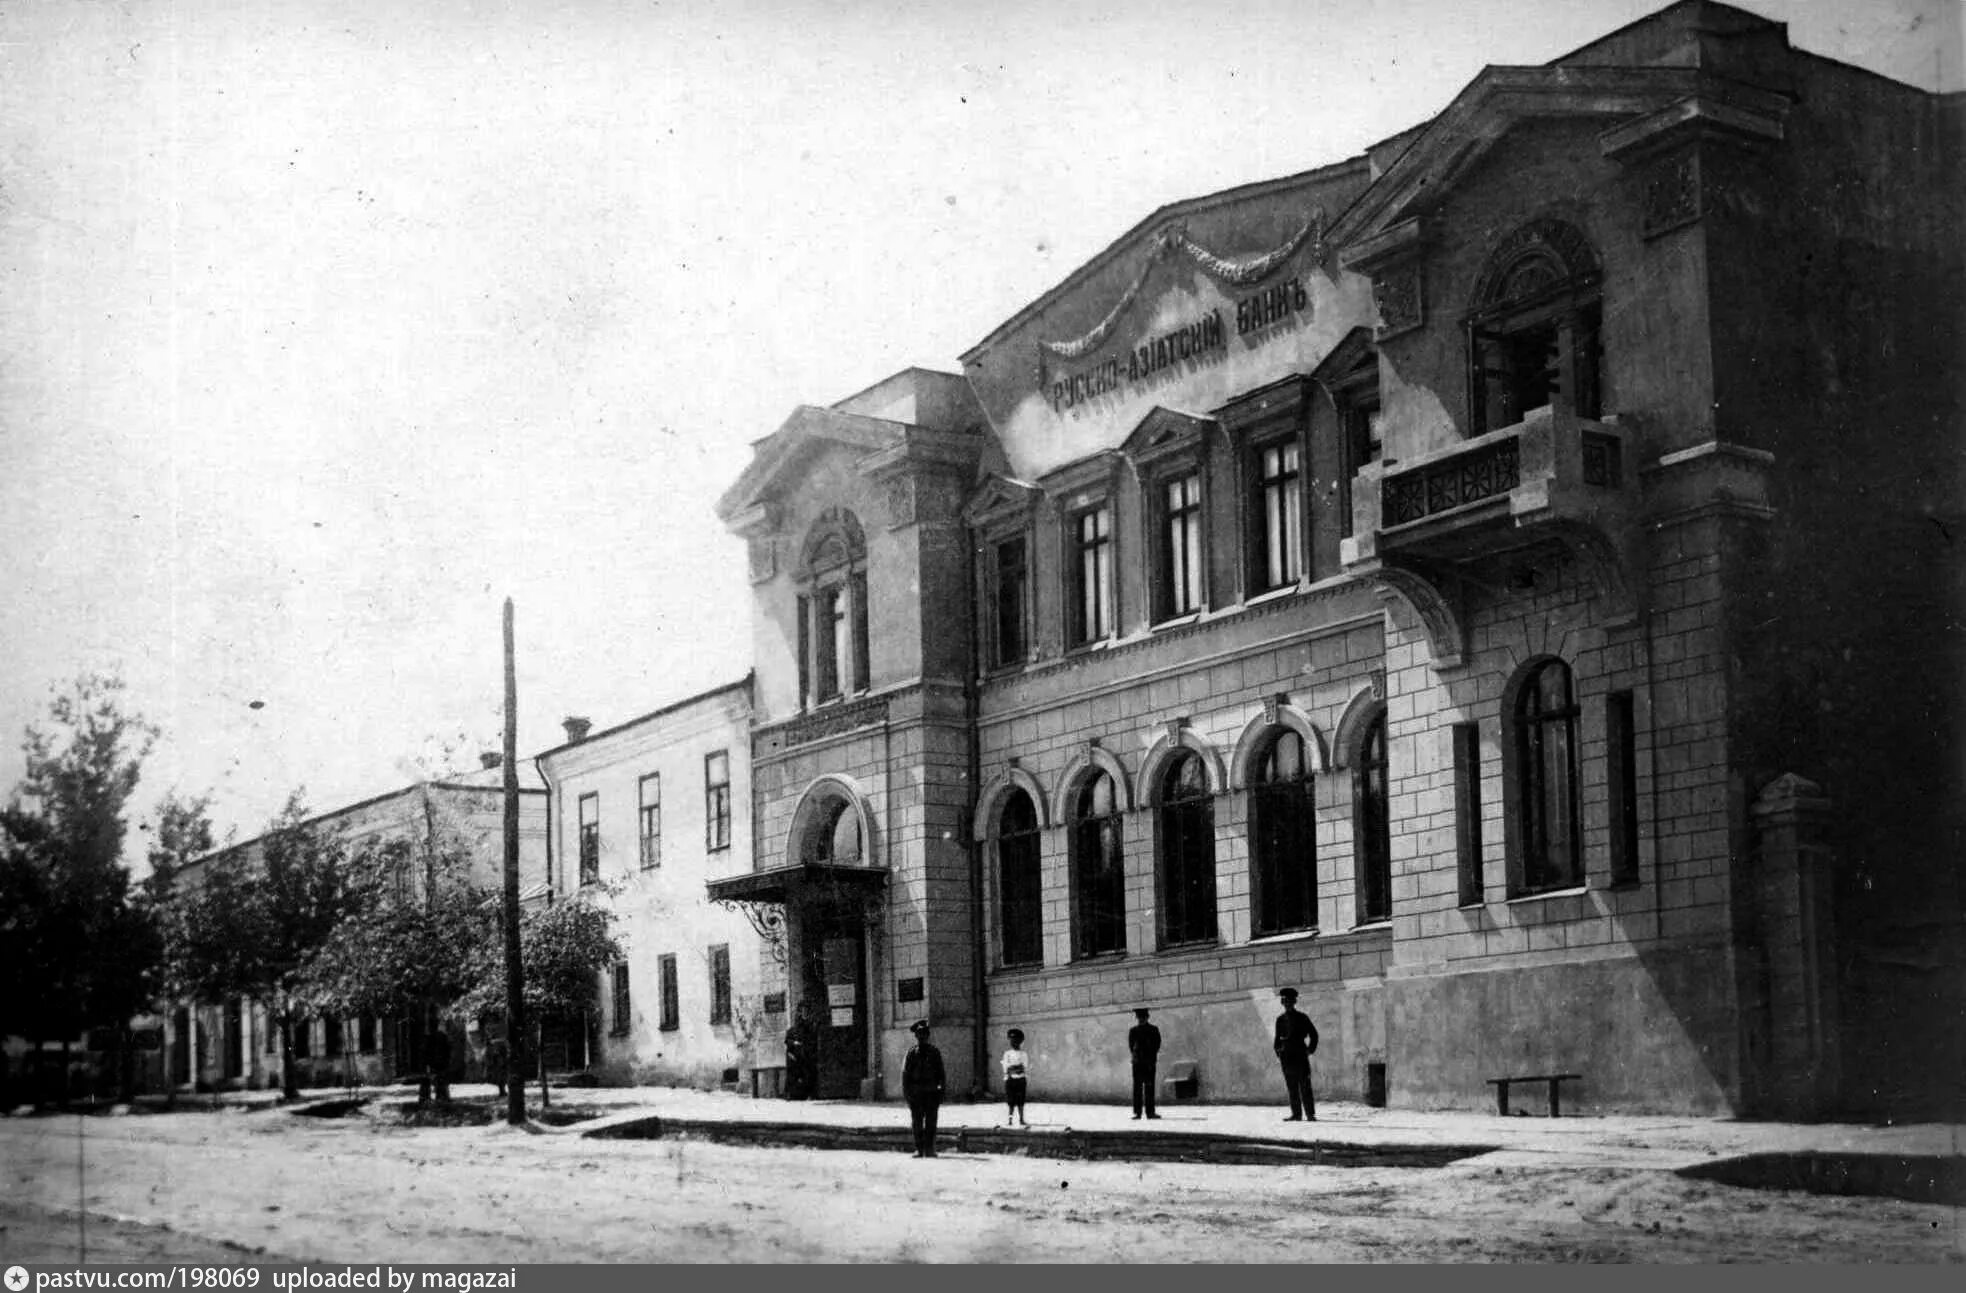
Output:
[1,0,1956,854]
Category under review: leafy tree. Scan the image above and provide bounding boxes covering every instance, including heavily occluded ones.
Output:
[164,792,377,1099]
[301,812,499,1102]
[0,674,160,1102]
[143,792,216,904]
[456,892,622,1110]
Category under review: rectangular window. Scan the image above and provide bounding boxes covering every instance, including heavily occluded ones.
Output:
[1255,440,1303,590]
[358,1015,377,1054]
[1454,722,1483,905]
[708,944,732,1025]
[1068,504,1113,645]
[578,792,600,886]
[1159,472,1205,618]
[1607,691,1639,885]
[324,1016,343,1058]
[292,1017,311,1058]
[639,773,662,869]
[658,954,680,1031]
[705,751,731,852]
[610,963,631,1036]
[989,536,1028,669]
[815,585,845,701]
[265,1012,277,1054]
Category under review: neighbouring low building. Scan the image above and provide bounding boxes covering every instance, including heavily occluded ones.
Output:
[536,676,784,1090]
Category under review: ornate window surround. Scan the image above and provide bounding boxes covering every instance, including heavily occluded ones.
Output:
[794,508,871,709]
[1218,375,1315,599]
[1042,451,1127,650]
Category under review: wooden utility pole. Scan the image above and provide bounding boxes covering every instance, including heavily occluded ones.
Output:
[502,598,528,1125]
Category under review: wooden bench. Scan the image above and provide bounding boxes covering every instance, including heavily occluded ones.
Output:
[1486,1073,1582,1117]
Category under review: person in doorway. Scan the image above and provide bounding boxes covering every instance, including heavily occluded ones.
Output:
[1000,1028,1030,1127]
[1127,1007,1161,1120]
[1273,987,1319,1121]
[784,1001,818,1101]
[902,1020,945,1157]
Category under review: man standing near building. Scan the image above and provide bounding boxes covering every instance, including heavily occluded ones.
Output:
[1274,987,1318,1121]
[901,1019,945,1157]
[1128,1007,1161,1120]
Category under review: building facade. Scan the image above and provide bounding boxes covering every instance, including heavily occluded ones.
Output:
[169,767,550,1093]
[714,1,1963,1118]
[537,677,783,1089]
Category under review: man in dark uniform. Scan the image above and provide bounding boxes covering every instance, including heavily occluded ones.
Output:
[901,1019,945,1157]
[783,1001,818,1101]
[1127,1007,1162,1120]
[1273,987,1318,1121]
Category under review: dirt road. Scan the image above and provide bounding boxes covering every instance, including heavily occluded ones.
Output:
[2,1108,1957,1263]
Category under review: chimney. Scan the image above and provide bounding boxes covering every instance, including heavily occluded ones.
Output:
[478,752,503,771]
[562,716,593,744]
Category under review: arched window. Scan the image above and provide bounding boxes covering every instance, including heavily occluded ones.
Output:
[1251,729,1317,936]
[1158,751,1217,946]
[1070,772,1126,958]
[801,793,863,867]
[796,510,870,707]
[1466,218,1603,435]
[1511,658,1580,894]
[996,790,1043,968]
[1354,713,1391,922]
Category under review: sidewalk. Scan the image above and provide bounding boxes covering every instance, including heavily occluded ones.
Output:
[444,1082,1964,1173]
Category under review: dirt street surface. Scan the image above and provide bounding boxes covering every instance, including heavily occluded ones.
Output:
[1,1093,1960,1264]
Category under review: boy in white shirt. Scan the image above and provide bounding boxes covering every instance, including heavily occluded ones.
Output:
[1000,1028,1030,1127]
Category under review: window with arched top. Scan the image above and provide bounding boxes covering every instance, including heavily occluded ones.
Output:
[996,790,1043,968]
[1070,772,1126,958]
[802,794,863,867]
[1157,751,1217,947]
[1354,713,1391,922]
[1466,218,1603,435]
[1251,729,1317,936]
[1509,658,1581,895]
[796,510,870,708]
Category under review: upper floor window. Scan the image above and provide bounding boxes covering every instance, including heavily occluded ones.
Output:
[1508,658,1581,895]
[796,510,870,707]
[1251,729,1316,936]
[1070,771,1125,958]
[989,535,1029,670]
[578,792,600,886]
[638,773,661,869]
[1467,218,1603,436]
[1155,472,1206,620]
[704,751,731,852]
[996,789,1043,968]
[1354,712,1392,923]
[1067,504,1114,646]
[1157,750,1217,947]
[1252,440,1303,591]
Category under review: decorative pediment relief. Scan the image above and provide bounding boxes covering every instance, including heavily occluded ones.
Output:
[963,473,1044,530]
[1122,406,1218,470]
[1038,449,1127,511]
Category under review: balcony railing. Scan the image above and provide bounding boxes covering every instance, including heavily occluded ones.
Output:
[1345,408,1633,568]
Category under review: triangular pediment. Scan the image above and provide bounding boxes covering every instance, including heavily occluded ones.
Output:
[715,406,907,526]
[1333,65,1704,255]
[962,473,1043,528]
[1121,406,1218,461]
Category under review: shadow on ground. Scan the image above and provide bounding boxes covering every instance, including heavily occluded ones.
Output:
[1677,1152,1966,1205]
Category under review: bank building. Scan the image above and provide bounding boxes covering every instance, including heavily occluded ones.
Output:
[704,0,1962,1119]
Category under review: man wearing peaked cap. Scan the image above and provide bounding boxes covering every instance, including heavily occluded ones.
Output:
[901,1019,945,1157]
[1273,987,1319,1121]
[1127,1007,1162,1120]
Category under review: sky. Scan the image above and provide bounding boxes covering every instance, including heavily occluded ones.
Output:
[1,0,1956,858]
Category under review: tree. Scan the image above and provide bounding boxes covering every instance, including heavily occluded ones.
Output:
[143,792,216,904]
[457,892,621,1110]
[0,674,160,1103]
[301,811,499,1103]
[164,793,377,1099]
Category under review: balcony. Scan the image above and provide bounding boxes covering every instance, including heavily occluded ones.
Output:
[1341,408,1640,668]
